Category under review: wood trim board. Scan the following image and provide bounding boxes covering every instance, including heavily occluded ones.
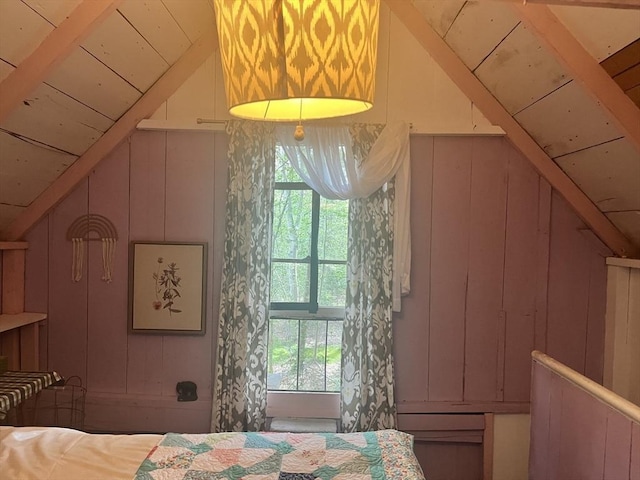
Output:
[0,242,28,250]
[0,313,47,334]
[483,413,494,480]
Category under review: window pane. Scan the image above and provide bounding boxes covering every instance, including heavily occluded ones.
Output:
[270,262,310,303]
[318,197,348,261]
[298,320,328,391]
[268,319,299,391]
[270,147,347,393]
[275,148,303,182]
[318,263,347,308]
[272,189,312,260]
[268,318,342,392]
[326,321,343,392]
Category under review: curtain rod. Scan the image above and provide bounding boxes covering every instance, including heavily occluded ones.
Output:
[138,119,504,136]
[136,119,226,131]
[197,118,415,129]
[196,118,227,125]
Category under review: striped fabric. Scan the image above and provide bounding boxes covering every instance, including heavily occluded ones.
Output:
[0,371,62,420]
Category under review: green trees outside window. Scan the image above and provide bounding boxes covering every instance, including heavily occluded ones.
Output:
[267,149,348,392]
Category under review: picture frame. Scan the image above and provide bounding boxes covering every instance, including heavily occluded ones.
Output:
[129,241,207,335]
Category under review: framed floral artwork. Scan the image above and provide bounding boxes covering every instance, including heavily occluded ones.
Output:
[129,242,207,335]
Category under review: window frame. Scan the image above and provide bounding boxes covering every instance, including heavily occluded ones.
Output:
[268,161,348,398]
[270,181,348,314]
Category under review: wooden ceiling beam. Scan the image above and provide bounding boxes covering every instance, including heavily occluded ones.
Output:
[492,0,640,9]
[513,3,640,151]
[0,0,123,124]
[6,27,219,241]
[384,0,638,258]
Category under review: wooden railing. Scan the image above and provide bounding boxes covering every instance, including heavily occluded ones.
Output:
[529,350,640,479]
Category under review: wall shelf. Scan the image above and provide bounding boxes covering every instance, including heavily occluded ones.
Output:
[0,242,28,250]
[0,312,47,333]
[607,257,640,269]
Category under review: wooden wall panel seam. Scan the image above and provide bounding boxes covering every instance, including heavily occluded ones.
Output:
[426,137,435,402]
[538,179,552,354]
[23,132,611,438]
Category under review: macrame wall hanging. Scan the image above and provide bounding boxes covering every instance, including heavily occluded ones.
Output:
[67,214,118,283]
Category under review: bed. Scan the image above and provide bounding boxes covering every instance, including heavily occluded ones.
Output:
[0,426,426,479]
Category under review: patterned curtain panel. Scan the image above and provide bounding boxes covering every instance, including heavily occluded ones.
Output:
[212,120,275,432]
[341,124,397,432]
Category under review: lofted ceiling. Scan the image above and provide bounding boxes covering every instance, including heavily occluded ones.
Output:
[0,0,639,257]
[404,0,640,256]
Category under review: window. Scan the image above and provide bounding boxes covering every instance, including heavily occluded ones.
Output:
[267,149,348,393]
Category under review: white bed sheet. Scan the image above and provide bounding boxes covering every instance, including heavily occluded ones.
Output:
[0,426,161,480]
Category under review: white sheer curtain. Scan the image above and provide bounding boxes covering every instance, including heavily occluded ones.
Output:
[276,121,411,311]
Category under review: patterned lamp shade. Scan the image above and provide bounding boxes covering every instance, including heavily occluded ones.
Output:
[213,0,379,121]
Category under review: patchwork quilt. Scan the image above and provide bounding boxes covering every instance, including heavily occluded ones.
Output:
[134,429,425,480]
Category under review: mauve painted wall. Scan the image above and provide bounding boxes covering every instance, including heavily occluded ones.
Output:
[394,136,609,413]
[23,132,608,433]
[529,358,640,480]
[25,131,227,432]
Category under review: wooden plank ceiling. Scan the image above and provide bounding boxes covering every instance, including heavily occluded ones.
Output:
[0,0,215,236]
[404,0,640,254]
[0,0,639,256]
[601,39,640,107]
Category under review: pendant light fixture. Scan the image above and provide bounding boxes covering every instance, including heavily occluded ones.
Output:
[213,0,380,138]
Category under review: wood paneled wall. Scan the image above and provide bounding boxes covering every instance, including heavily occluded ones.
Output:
[605,258,640,405]
[23,132,608,433]
[24,131,227,433]
[394,136,609,413]
[529,352,640,479]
